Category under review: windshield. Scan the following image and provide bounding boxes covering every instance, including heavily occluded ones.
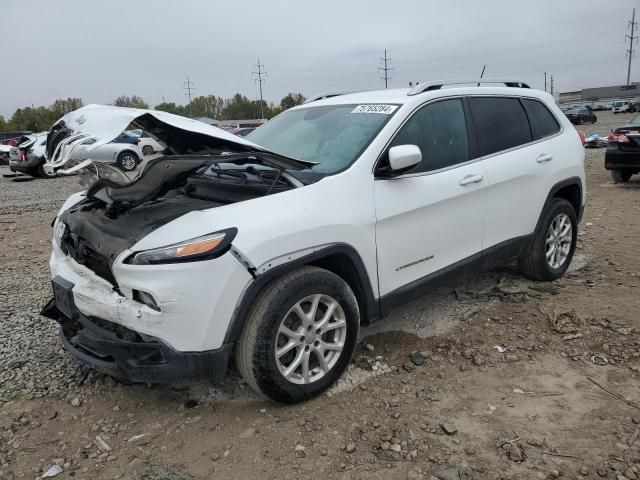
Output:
[613,101,624,107]
[247,104,398,174]
[631,113,640,125]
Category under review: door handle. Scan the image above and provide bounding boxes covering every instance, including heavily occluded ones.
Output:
[459,174,484,186]
[536,153,553,163]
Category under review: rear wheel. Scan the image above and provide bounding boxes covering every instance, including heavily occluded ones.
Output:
[142,145,154,156]
[236,266,359,403]
[611,170,632,183]
[116,151,138,171]
[518,198,577,281]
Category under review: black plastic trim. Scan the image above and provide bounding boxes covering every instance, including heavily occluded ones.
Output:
[540,177,584,224]
[44,302,231,384]
[223,244,378,343]
[380,234,533,315]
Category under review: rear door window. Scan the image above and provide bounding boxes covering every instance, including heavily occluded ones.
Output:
[522,99,561,140]
[468,97,533,157]
[389,98,470,173]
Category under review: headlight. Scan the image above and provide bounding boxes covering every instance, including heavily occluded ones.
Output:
[126,228,237,265]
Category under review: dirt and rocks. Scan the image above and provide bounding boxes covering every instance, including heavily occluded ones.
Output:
[0,110,639,480]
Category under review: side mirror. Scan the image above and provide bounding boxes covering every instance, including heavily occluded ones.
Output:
[388,144,422,173]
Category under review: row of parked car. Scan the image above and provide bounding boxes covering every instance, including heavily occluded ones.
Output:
[3,129,164,178]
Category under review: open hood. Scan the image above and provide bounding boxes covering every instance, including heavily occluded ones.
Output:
[44,104,313,172]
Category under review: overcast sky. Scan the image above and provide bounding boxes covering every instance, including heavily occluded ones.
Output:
[2,0,639,118]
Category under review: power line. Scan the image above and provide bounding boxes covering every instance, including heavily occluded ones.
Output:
[184,76,195,117]
[252,58,267,119]
[626,8,638,85]
[378,49,393,89]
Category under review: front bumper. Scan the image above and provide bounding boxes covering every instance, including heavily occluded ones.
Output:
[42,298,231,383]
[605,146,640,171]
[49,237,253,352]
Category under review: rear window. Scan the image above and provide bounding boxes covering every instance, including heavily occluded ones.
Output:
[522,99,561,140]
[468,97,533,157]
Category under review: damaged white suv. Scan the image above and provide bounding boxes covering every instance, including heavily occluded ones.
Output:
[42,80,585,403]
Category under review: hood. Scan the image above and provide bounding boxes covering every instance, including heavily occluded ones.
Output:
[44,104,313,172]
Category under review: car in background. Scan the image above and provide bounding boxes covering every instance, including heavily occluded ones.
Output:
[9,132,56,178]
[233,127,256,137]
[137,133,165,155]
[67,138,143,171]
[564,107,597,125]
[612,100,635,114]
[605,112,640,182]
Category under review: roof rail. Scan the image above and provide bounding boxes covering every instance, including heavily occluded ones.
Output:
[407,79,531,96]
[303,91,357,104]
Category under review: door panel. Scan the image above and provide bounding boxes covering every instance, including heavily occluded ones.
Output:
[481,142,552,249]
[374,163,487,296]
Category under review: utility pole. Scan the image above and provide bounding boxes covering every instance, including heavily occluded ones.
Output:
[550,75,554,96]
[626,8,638,85]
[252,58,267,119]
[378,50,393,89]
[544,72,547,93]
[184,76,195,117]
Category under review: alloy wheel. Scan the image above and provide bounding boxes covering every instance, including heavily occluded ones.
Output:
[545,213,572,269]
[120,155,137,170]
[274,294,347,385]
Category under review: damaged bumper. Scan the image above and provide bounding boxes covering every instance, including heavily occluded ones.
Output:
[46,235,254,382]
[42,299,231,383]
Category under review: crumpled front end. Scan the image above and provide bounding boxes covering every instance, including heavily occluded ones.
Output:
[44,225,254,383]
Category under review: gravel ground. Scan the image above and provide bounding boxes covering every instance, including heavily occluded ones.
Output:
[1,112,639,480]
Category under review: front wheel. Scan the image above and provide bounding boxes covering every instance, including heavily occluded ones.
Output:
[518,198,577,281]
[116,151,139,171]
[611,170,632,183]
[236,266,359,403]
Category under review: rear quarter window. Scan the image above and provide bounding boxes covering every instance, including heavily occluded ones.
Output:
[522,99,561,140]
[468,97,533,157]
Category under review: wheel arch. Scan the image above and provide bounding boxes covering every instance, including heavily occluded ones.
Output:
[549,177,583,222]
[118,149,141,162]
[224,244,378,344]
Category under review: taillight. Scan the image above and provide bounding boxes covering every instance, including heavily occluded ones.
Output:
[19,151,25,162]
[608,133,630,143]
[578,130,586,145]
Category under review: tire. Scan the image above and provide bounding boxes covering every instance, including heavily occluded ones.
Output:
[574,118,582,125]
[611,170,632,183]
[518,198,577,282]
[142,145,154,156]
[36,159,57,179]
[116,151,139,171]
[236,266,360,403]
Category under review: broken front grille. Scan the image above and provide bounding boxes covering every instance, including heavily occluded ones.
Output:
[62,233,118,286]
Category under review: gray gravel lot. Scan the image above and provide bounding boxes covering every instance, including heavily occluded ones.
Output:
[0,168,99,402]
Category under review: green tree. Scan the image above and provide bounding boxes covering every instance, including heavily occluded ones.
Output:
[189,95,225,119]
[50,97,83,118]
[154,102,187,116]
[114,95,149,109]
[221,94,256,120]
[0,115,8,132]
[280,92,306,110]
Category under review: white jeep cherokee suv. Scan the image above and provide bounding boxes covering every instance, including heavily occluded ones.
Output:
[42,80,585,403]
